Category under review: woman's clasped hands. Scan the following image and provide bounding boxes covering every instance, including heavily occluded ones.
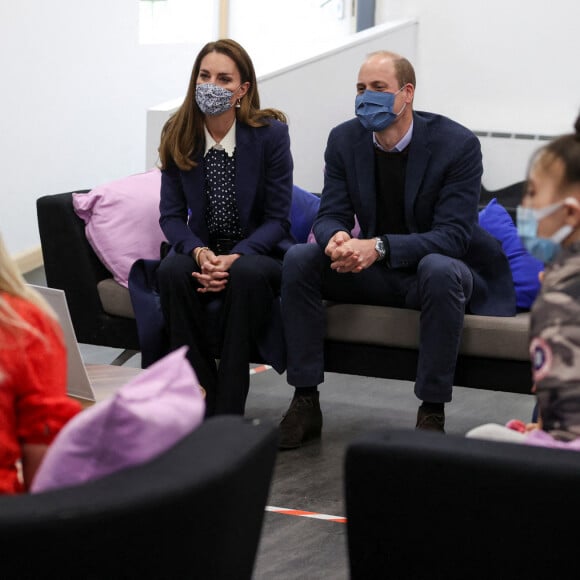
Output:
[192,250,240,293]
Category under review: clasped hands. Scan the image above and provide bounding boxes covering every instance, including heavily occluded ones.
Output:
[326,231,378,274]
[192,249,240,293]
[191,231,376,290]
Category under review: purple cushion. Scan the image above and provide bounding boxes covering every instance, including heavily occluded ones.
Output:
[307,216,361,244]
[30,347,205,493]
[72,169,166,288]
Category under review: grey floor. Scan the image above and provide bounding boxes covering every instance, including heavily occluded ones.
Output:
[26,267,535,579]
[78,345,535,580]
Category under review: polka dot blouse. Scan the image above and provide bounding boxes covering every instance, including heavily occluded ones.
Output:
[204,147,243,240]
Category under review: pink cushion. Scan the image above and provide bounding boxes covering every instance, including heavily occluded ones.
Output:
[72,169,166,288]
[30,347,205,493]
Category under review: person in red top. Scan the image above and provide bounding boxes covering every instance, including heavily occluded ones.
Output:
[0,233,81,494]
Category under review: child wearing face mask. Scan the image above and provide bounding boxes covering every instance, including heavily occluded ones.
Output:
[467,113,580,448]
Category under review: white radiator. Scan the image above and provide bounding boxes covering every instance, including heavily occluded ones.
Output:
[474,130,555,191]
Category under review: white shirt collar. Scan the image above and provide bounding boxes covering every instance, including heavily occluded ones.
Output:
[203,121,237,157]
[373,120,414,153]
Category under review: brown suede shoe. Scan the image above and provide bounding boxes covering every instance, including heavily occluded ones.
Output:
[278,392,323,450]
[416,406,445,433]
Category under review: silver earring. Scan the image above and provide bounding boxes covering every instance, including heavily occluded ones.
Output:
[235,99,241,109]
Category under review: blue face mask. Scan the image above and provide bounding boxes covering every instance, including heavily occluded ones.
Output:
[516,202,573,263]
[355,87,406,132]
[195,83,236,116]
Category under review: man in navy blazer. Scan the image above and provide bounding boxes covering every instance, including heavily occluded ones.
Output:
[278,50,516,448]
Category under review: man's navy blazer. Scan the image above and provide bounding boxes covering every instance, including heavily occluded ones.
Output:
[313,111,516,317]
[159,118,294,258]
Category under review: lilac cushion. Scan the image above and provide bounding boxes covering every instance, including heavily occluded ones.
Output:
[479,198,544,310]
[72,169,166,288]
[30,347,205,493]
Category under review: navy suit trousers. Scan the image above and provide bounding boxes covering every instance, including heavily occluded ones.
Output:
[157,253,283,415]
[281,243,474,403]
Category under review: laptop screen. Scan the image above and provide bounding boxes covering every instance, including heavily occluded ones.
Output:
[27,284,95,401]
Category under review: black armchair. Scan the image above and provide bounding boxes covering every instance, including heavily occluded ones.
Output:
[0,415,278,580]
[345,427,580,579]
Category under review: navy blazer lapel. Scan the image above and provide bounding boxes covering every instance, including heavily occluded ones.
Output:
[234,124,260,229]
[354,131,378,234]
[182,156,210,240]
[405,114,431,232]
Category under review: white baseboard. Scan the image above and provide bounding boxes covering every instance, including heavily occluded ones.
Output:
[14,246,43,274]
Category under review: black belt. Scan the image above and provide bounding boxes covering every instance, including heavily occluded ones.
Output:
[209,237,240,255]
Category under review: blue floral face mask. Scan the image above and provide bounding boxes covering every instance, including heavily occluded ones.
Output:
[355,86,406,132]
[516,201,573,263]
[195,83,237,116]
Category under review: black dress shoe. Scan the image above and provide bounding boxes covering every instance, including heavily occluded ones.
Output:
[278,392,323,450]
[416,406,445,433]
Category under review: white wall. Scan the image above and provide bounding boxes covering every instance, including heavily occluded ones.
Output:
[376,0,580,188]
[0,0,204,258]
[146,20,419,193]
[145,0,366,177]
[407,0,580,134]
[1,0,362,260]
[5,0,580,259]
[149,0,580,193]
[227,0,357,75]
[256,21,417,193]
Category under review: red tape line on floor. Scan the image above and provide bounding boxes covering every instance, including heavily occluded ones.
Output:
[266,505,346,524]
[249,364,272,375]
[253,369,344,523]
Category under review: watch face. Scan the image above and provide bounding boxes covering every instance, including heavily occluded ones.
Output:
[375,238,385,259]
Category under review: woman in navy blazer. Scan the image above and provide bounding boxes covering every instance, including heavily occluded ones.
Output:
[156,39,294,416]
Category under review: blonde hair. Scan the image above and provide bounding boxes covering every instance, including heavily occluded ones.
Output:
[0,233,58,339]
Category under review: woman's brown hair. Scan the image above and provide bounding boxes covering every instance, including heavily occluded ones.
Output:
[158,38,287,171]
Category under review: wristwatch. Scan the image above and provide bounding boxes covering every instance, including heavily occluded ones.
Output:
[374,237,386,262]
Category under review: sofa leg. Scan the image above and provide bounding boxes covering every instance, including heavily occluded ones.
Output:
[110,349,139,366]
